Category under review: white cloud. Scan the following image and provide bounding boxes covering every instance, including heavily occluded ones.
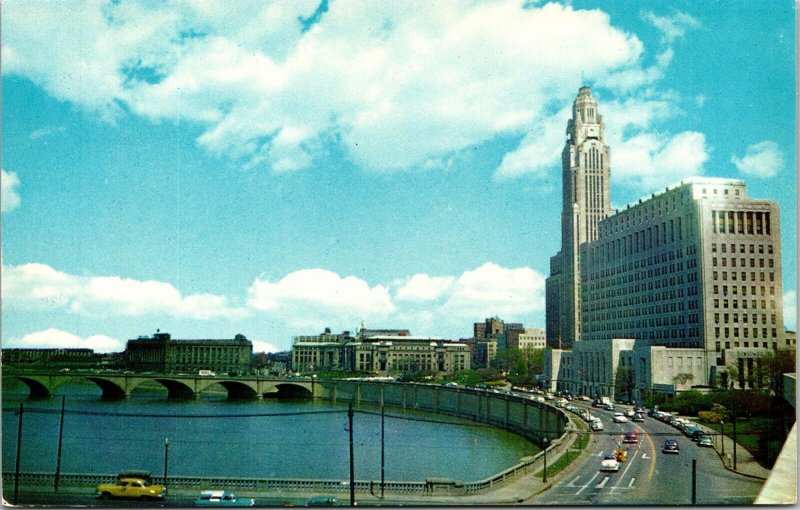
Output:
[250,339,280,354]
[4,1,645,174]
[731,141,785,178]
[1,262,247,320]
[6,328,124,353]
[395,274,456,302]
[439,262,546,318]
[783,291,796,331]
[642,11,701,43]
[612,131,709,190]
[1,169,21,212]
[247,269,395,330]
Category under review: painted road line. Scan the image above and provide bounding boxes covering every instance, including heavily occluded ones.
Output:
[642,453,649,459]
[568,476,581,487]
[629,477,636,488]
[575,472,601,495]
[596,477,610,489]
[610,450,639,493]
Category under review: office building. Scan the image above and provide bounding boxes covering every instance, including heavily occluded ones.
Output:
[545,86,613,348]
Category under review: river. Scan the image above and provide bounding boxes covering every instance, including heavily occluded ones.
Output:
[2,380,537,482]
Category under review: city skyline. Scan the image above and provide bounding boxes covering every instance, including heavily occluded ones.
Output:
[2,1,796,353]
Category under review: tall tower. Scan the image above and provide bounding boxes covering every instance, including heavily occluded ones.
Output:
[546,86,612,348]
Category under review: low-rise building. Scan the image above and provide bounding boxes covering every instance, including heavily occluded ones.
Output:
[291,328,470,375]
[125,332,253,374]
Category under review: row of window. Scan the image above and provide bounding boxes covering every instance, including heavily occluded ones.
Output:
[711,210,771,236]
[712,256,774,268]
[711,242,773,254]
[713,327,779,341]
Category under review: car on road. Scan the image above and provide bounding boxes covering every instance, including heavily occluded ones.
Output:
[632,412,644,422]
[662,439,680,454]
[96,477,166,500]
[195,490,255,507]
[697,434,714,447]
[600,454,621,472]
[591,419,604,431]
[305,496,338,506]
[625,409,635,417]
[622,432,639,444]
[612,413,628,423]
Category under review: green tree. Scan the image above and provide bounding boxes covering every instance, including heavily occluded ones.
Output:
[614,365,634,403]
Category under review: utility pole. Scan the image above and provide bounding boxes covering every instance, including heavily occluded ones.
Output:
[380,404,385,499]
[348,403,355,506]
[13,403,24,505]
[54,396,66,491]
[691,459,697,505]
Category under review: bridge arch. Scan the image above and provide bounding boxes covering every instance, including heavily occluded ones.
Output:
[16,377,51,399]
[152,379,195,399]
[273,383,313,399]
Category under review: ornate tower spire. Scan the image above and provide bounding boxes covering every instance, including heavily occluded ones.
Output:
[546,86,612,348]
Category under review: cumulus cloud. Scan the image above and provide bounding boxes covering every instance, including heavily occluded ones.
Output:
[395,274,456,302]
[783,290,796,331]
[1,169,21,212]
[440,262,546,318]
[247,269,395,330]
[5,328,124,353]
[612,131,709,190]
[1,262,247,320]
[4,1,646,174]
[731,141,785,178]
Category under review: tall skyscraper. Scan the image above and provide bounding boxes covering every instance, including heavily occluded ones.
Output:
[546,86,613,348]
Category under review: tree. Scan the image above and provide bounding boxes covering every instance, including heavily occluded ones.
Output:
[614,365,634,403]
[672,373,694,388]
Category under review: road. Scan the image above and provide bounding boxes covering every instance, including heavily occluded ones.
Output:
[532,403,764,505]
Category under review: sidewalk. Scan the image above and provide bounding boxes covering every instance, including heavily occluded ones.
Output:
[698,423,770,480]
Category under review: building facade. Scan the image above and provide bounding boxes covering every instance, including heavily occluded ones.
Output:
[125,332,254,374]
[508,328,547,351]
[291,328,471,375]
[546,86,613,348]
[579,177,786,386]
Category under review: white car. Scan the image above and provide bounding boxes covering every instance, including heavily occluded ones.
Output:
[612,413,628,423]
[625,409,635,417]
[600,454,620,472]
[591,419,604,431]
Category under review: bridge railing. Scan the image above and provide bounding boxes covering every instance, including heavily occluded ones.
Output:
[2,472,428,495]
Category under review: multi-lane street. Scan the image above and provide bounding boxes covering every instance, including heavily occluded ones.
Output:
[533,403,764,505]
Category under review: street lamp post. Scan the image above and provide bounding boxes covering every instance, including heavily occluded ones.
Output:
[542,437,549,483]
[163,438,169,490]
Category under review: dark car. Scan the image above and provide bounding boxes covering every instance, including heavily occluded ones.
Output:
[690,428,705,441]
[662,439,680,454]
[632,412,644,422]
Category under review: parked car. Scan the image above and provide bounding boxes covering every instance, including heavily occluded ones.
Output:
[600,454,621,472]
[195,490,255,507]
[96,476,166,500]
[697,435,714,447]
[662,439,680,454]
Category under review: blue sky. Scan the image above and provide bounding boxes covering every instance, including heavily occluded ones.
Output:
[1,0,796,353]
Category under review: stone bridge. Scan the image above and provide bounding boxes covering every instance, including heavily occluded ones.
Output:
[3,371,316,400]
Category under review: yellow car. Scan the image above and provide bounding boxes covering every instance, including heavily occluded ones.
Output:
[96,477,167,500]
